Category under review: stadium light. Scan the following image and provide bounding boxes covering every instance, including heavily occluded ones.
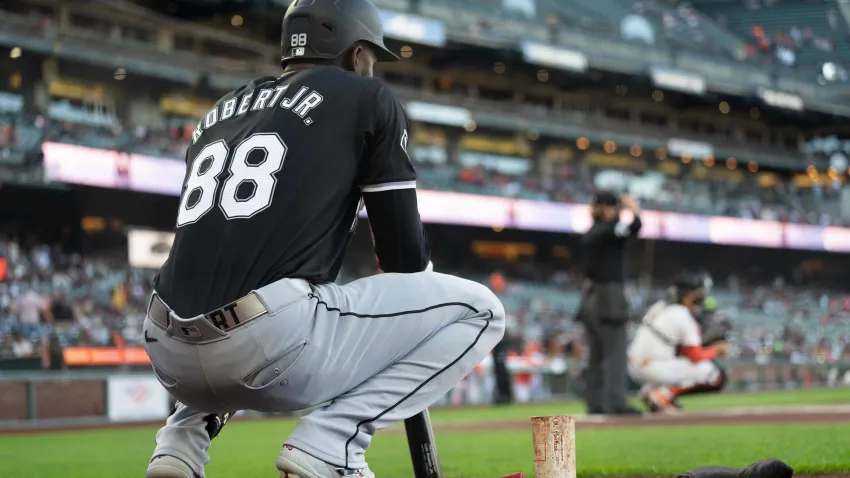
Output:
[727,158,737,169]
[576,137,589,150]
[231,15,243,27]
[748,161,758,173]
[828,167,838,180]
[719,101,730,114]
[10,47,21,59]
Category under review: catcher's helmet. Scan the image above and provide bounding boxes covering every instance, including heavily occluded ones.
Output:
[280,0,398,67]
[669,273,710,303]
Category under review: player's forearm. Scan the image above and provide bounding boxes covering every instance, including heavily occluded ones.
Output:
[680,344,718,363]
[363,189,431,273]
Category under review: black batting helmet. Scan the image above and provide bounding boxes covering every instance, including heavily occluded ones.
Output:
[280,0,399,67]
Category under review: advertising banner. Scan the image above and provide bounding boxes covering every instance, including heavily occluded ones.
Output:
[41,142,850,253]
[128,229,176,269]
[63,347,151,366]
[107,374,170,422]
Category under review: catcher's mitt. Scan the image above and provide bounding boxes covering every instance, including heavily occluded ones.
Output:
[702,318,733,346]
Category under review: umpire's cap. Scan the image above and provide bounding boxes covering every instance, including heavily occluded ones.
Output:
[591,191,620,207]
[280,0,399,67]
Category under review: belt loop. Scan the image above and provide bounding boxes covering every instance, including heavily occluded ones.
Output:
[167,310,179,328]
[147,292,157,316]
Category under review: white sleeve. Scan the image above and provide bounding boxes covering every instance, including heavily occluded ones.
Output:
[676,310,703,347]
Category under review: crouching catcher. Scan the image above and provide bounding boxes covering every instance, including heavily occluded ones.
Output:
[627,274,731,413]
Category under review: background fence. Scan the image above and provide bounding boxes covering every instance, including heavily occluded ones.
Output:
[2,359,849,431]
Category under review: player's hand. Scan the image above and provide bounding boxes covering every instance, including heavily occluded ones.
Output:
[713,340,731,357]
[620,194,640,213]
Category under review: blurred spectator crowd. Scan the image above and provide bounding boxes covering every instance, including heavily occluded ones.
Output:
[0,238,153,367]
[2,236,849,369]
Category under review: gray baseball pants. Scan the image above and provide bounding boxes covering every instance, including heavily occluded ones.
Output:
[143,271,505,477]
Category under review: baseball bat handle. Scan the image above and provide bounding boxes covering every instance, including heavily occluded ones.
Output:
[404,408,443,478]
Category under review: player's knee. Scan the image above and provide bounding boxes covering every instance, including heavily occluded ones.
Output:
[469,281,506,335]
[712,363,728,391]
[480,283,506,324]
[701,360,726,392]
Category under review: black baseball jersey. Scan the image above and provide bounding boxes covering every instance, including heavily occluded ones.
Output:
[154,67,430,317]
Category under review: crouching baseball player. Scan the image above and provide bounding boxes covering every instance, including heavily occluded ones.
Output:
[627,275,730,414]
[142,1,505,477]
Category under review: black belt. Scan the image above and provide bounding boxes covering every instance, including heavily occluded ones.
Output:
[147,292,269,333]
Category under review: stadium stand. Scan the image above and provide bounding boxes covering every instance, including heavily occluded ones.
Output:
[694,0,850,72]
[1,0,849,376]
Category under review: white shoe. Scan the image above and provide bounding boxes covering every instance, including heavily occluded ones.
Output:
[146,455,197,478]
[276,444,375,478]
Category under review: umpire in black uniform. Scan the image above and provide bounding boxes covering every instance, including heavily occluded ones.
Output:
[576,191,642,415]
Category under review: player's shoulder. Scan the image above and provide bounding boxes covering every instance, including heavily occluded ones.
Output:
[213,76,277,106]
[297,66,382,92]
[661,304,695,322]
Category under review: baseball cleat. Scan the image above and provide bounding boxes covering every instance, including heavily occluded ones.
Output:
[641,386,681,415]
[277,445,375,478]
[145,455,198,478]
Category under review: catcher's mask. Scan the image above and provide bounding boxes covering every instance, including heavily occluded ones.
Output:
[668,273,711,316]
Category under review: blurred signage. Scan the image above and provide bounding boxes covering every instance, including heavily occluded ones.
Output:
[650,67,706,95]
[620,14,655,45]
[758,88,804,111]
[406,102,472,127]
[43,142,850,252]
[128,229,175,269]
[63,347,151,366]
[460,135,532,157]
[107,375,171,422]
[160,96,215,118]
[520,41,588,72]
[667,138,714,159]
[379,9,447,47]
[43,142,184,194]
[0,92,23,113]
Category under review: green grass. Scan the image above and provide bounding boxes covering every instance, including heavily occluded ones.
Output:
[1,388,848,477]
